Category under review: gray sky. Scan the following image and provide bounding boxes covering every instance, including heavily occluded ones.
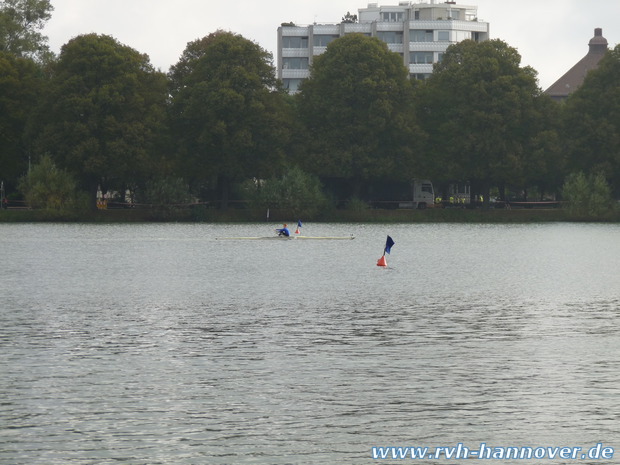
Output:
[43,0,619,90]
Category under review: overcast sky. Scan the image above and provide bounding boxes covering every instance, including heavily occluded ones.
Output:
[43,0,619,90]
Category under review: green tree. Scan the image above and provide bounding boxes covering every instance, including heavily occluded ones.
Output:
[32,34,169,207]
[18,153,78,210]
[169,31,290,209]
[342,12,358,23]
[297,34,423,200]
[417,39,544,205]
[244,166,330,218]
[562,44,620,195]
[520,95,565,200]
[562,171,614,219]
[0,0,53,62]
[141,177,191,206]
[0,51,44,191]
[140,176,192,219]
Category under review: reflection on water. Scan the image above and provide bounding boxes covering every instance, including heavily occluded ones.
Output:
[1,223,619,464]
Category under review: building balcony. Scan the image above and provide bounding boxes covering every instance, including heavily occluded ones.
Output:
[281,69,310,79]
[312,24,340,34]
[281,48,310,57]
[409,42,453,52]
[409,63,434,74]
[280,26,311,36]
[409,19,488,32]
[343,23,372,33]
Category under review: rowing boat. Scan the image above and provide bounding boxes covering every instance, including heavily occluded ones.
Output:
[216,235,355,240]
[295,235,355,240]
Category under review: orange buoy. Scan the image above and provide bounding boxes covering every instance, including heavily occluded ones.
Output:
[377,255,387,267]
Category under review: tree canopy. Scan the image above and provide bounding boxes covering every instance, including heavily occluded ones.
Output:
[31,33,168,203]
[169,30,291,207]
[0,0,53,62]
[417,39,548,202]
[0,51,44,189]
[562,44,620,194]
[1,7,618,216]
[297,34,424,199]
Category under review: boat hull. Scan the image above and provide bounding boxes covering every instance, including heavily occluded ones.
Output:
[216,235,355,240]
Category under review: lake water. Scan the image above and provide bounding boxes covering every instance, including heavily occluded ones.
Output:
[1,222,619,464]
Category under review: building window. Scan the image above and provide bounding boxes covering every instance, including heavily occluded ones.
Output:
[313,35,339,47]
[282,57,309,70]
[411,73,431,80]
[438,31,450,42]
[454,31,472,41]
[282,36,308,48]
[448,9,460,20]
[377,31,403,44]
[283,78,304,92]
[381,12,403,22]
[410,52,433,64]
[410,30,433,42]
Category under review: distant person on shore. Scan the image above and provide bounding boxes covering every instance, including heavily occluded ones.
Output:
[276,224,290,237]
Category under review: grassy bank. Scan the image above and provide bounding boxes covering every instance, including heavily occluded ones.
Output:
[2,205,619,223]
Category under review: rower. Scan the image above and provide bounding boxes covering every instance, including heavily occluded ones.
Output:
[276,224,290,237]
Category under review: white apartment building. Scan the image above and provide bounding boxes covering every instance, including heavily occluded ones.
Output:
[277,1,490,92]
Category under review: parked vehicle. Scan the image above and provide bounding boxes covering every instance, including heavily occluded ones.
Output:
[398,179,435,209]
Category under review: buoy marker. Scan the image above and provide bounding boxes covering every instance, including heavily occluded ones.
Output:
[377,235,395,267]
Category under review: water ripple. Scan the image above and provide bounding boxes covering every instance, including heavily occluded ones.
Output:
[1,223,619,464]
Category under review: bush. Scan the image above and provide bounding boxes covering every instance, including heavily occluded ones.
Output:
[18,154,80,211]
[345,196,370,212]
[140,177,192,220]
[243,167,331,218]
[562,172,614,219]
[142,177,192,206]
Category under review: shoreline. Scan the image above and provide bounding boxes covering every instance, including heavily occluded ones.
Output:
[1,207,618,223]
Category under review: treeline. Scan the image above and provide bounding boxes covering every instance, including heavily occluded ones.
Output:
[1,1,619,218]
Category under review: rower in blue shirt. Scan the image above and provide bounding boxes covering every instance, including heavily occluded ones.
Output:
[276,224,290,237]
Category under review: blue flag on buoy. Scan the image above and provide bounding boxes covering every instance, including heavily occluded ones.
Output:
[378,235,394,267]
